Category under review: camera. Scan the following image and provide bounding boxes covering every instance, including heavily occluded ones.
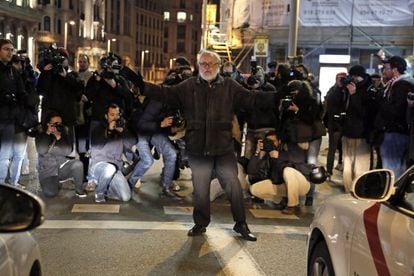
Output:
[37,43,66,74]
[99,52,122,79]
[281,96,293,110]
[340,75,354,86]
[262,138,276,153]
[115,118,126,129]
[172,110,185,128]
[250,59,258,75]
[50,122,65,133]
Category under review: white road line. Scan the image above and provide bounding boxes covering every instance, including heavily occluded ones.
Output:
[39,220,309,235]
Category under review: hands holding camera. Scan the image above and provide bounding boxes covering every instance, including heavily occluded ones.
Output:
[47,122,64,141]
[160,116,174,128]
[255,139,279,158]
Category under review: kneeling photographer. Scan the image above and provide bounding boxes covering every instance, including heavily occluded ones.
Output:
[247,131,326,215]
[35,111,86,198]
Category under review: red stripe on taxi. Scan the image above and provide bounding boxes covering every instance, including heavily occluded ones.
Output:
[363,202,390,276]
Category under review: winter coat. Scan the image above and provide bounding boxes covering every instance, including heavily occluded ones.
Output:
[37,70,83,126]
[0,62,26,123]
[144,75,274,156]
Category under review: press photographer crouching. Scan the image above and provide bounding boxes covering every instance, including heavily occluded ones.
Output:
[35,112,86,198]
[90,104,136,203]
[247,131,326,214]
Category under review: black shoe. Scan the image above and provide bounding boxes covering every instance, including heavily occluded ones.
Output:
[233,222,257,241]
[305,196,313,206]
[161,188,182,200]
[187,225,206,236]
[273,197,287,210]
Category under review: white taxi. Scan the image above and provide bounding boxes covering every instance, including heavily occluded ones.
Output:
[307,167,414,276]
[0,184,45,276]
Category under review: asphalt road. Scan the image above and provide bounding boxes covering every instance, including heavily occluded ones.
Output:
[23,138,344,275]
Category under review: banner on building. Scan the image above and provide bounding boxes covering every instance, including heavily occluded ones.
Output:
[299,0,414,27]
[254,36,269,57]
[207,4,217,25]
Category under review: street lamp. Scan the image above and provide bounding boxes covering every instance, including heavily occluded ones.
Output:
[64,20,75,49]
[140,50,149,74]
[107,38,116,53]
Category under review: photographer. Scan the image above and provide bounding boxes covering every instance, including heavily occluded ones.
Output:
[239,65,277,159]
[86,54,133,136]
[376,56,414,178]
[0,39,27,189]
[37,45,84,128]
[341,65,373,192]
[128,96,181,200]
[6,54,39,188]
[90,104,136,203]
[35,112,86,197]
[247,131,323,215]
[324,72,347,178]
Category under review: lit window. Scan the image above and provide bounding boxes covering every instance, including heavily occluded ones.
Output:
[177,12,186,23]
[163,12,170,21]
[190,14,193,21]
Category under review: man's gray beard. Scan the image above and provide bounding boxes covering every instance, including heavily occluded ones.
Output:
[200,72,218,82]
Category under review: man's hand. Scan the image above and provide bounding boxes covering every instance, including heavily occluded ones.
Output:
[346,82,357,95]
[108,120,117,130]
[288,102,299,113]
[161,116,174,128]
[43,64,53,71]
[269,150,279,159]
[59,67,67,78]
[104,78,117,88]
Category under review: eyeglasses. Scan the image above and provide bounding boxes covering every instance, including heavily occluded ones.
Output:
[1,47,15,52]
[199,62,219,68]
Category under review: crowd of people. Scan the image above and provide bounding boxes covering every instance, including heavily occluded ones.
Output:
[2,36,414,241]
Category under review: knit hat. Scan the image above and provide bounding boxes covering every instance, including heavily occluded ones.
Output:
[175,56,191,68]
[348,65,366,77]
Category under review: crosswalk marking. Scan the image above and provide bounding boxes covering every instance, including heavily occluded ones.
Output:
[71,204,120,213]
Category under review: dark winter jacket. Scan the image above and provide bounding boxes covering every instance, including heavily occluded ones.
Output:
[90,122,136,170]
[143,75,274,156]
[375,76,414,134]
[86,74,133,121]
[325,85,347,132]
[247,146,311,185]
[0,62,26,123]
[342,75,372,139]
[37,70,83,126]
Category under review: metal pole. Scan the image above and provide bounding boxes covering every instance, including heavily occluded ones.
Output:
[140,50,144,74]
[201,0,208,49]
[64,22,68,49]
[288,0,300,57]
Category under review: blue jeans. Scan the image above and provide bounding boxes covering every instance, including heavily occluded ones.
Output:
[0,123,15,184]
[91,161,131,201]
[381,132,409,179]
[129,134,177,188]
[9,131,28,185]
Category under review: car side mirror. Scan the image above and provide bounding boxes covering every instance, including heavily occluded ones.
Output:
[0,184,45,233]
[351,169,395,202]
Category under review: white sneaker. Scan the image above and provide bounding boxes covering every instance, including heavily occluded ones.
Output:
[134,179,142,189]
[172,182,180,192]
[14,183,26,190]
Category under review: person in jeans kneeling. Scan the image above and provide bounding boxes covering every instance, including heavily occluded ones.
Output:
[90,103,136,203]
